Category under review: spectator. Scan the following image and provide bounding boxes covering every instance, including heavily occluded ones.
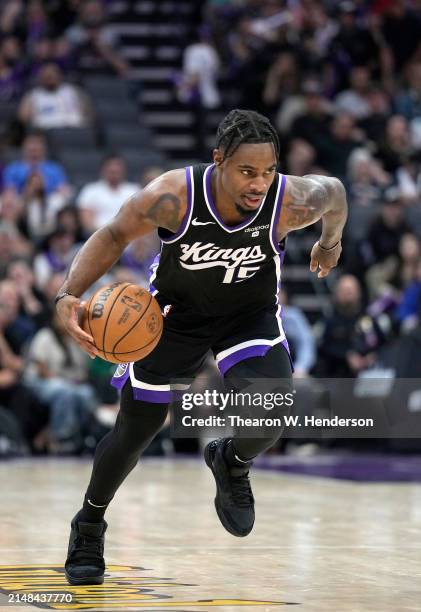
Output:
[358,86,391,144]
[381,0,421,73]
[29,36,72,80]
[279,289,316,377]
[3,132,70,195]
[77,155,138,233]
[0,220,32,276]
[288,79,332,150]
[18,62,93,130]
[0,1,23,37]
[17,0,51,51]
[344,148,390,248]
[0,279,36,353]
[318,113,361,181]
[65,0,128,77]
[25,310,98,453]
[395,260,421,329]
[299,2,338,62]
[0,35,26,101]
[328,1,380,91]
[33,225,78,289]
[334,65,373,120]
[318,274,364,377]
[177,27,221,109]
[285,139,317,177]
[366,232,421,301]
[396,152,421,205]
[55,204,87,243]
[263,52,300,114]
[376,115,414,174]
[0,188,25,231]
[0,300,47,454]
[347,148,390,208]
[394,61,421,148]
[6,257,49,329]
[21,171,70,243]
[362,187,410,268]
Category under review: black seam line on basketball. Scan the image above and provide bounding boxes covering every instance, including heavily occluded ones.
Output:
[86,294,95,343]
[112,293,153,355]
[103,328,162,355]
[101,283,132,352]
[89,283,130,349]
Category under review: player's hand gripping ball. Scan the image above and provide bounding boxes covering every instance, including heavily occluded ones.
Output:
[82,282,163,363]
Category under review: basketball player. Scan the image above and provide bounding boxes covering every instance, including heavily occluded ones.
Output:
[55,110,347,585]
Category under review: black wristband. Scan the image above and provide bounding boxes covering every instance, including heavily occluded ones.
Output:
[54,291,75,305]
[318,240,340,251]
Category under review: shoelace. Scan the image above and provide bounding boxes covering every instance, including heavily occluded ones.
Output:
[229,472,254,508]
[70,534,104,564]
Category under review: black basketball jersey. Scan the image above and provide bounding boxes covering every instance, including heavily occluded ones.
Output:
[149,163,287,316]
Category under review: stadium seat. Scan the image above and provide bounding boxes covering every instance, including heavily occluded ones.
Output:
[118,148,166,180]
[83,76,130,101]
[48,128,97,152]
[105,125,153,148]
[95,99,140,124]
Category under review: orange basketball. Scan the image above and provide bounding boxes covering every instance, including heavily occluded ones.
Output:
[82,282,163,363]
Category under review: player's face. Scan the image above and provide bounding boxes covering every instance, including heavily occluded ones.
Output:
[214,143,277,216]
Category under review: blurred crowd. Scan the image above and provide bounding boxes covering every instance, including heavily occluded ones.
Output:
[0,0,160,456]
[0,0,421,456]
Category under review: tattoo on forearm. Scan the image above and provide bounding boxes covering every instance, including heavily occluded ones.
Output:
[284,177,328,229]
[146,193,181,232]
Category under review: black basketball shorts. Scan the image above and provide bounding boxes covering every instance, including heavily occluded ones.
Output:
[111,294,292,403]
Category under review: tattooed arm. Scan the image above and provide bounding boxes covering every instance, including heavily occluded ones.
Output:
[55,169,187,355]
[278,174,348,278]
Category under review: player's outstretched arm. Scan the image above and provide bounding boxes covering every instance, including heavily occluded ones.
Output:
[55,169,187,356]
[278,174,348,278]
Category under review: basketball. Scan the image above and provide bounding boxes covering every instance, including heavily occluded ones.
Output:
[82,282,163,363]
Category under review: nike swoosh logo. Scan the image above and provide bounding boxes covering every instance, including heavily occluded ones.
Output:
[192,217,215,226]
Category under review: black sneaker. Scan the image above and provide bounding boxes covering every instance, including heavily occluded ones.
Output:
[204,438,255,537]
[65,511,107,585]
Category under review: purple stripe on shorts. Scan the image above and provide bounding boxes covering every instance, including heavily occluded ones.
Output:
[218,340,293,375]
[271,174,287,254]
[218,345,273,375]
[281,338,294,372]
[160,166,192,243]
[133,387,173,403]
[110,364,130,390]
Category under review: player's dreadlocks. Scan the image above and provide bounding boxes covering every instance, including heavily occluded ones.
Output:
[216,109,280,162]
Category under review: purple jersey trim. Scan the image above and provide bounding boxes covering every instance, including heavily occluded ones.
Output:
[271,174,287,255]
[160,166,193,243]
[218,339,293,375]
[205,164,265,232]
[149,252,161,293]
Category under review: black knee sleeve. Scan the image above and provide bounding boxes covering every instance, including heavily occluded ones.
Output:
[85,382,169,505]
[224,344,293,461]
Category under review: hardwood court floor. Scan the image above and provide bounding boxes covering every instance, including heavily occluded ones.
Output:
[1,457,421,612]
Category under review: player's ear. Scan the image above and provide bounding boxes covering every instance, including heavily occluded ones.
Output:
[213,148,223,166]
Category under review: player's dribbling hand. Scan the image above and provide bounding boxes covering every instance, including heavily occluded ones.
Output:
[309,240,342,278]
[56,295,98,359]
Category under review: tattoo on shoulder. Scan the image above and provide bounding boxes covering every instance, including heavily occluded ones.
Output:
[146,192,182,233]
[283,176,329,230]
